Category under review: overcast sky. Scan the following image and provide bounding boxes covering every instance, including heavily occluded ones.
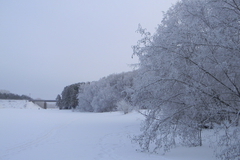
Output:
[0,0,178,99]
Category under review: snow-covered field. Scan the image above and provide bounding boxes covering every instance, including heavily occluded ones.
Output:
[0,100,216,160]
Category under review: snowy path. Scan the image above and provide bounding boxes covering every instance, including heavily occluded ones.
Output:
[0,107,216,160]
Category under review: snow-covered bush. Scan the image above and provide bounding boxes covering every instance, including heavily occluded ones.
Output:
[116,100,133,114]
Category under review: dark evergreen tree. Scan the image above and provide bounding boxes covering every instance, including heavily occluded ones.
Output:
[55,94,62,108]
[58,82,87,109]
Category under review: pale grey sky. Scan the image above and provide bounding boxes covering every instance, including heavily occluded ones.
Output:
[0,0,178,99]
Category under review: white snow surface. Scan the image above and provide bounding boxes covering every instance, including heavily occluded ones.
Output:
[0,100,41,109]
[0,100,216,160]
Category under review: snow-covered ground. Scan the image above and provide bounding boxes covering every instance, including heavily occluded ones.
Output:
[0,100,216,160]
[0,100,41,109]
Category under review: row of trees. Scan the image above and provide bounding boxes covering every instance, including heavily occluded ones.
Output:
[131,0,240,159]
[0,92,32,101]
[56,72,136,113]
[76,71,136,112]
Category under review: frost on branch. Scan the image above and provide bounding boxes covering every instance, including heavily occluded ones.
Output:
[132,0,240,159]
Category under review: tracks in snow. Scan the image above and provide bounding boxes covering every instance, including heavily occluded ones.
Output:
[0,117,79,160]
[96,125,136,160]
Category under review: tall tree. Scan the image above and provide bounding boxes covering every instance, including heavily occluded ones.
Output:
[59,83,85,109]
[132,0,240,159]
[55,94,62,108]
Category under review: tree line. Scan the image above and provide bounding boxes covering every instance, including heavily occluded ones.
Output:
[56,71,136,113]
[0,92,32,101]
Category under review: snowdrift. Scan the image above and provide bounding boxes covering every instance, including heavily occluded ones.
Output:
[0,100,42,109]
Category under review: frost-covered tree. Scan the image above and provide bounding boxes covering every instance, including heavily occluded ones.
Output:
[77,71,136,112]
[132,0,240,159]
[77,82,94,112]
